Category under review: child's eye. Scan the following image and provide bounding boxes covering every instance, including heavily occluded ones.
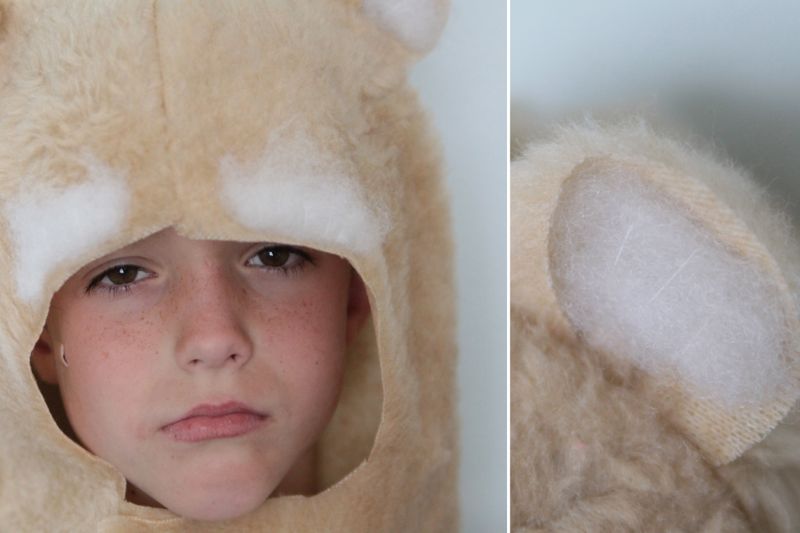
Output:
[87,265,152,293]
[246,245,311,272]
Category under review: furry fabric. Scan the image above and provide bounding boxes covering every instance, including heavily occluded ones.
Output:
[511,308,750,532]
[362,0,450,52]
[0,1,456,530]
[511,119,800,532]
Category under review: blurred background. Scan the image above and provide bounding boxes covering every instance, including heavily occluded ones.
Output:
[512,0,800,219]
[412,1,507,531]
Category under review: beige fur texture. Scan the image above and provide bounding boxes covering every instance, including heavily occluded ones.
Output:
[511,120,800,532]
[0,1,456,530]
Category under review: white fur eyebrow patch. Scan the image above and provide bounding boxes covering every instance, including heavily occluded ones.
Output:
[219,132,388,254]
[3,153,130,303]
[550,167,793,409]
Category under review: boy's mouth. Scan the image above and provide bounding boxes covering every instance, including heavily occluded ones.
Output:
[161,401,268,443]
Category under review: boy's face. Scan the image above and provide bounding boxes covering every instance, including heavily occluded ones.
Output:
[31,228,369,521]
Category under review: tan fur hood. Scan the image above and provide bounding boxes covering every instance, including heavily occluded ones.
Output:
[0,1,457,530]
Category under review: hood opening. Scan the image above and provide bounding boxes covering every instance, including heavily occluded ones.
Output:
[316,314,382,491]
[27,229,383,518]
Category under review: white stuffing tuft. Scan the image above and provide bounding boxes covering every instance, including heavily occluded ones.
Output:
[362,0,448,53]
[550,167,793,409]
[3,153,130,303]
[219,130,388,254]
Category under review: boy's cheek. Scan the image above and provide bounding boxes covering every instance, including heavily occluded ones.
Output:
[266,313,346,382]
[62,325,159,376]
[57,317,161,422]
[59,352,160,467]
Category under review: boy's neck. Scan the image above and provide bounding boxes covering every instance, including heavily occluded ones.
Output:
[274,446,318,496]
[125,483,165,509]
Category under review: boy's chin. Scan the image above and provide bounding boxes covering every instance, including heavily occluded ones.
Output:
[154,476,276,522]
[168,491,270,522]
[132,459,284,522]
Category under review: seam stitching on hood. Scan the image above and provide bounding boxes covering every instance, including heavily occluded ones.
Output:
[151,0,169,132]
[150,0,181,215]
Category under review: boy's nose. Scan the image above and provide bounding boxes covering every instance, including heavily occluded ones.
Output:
[172,271,254,372]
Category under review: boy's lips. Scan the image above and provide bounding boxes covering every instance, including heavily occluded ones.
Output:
[161,401,268,443]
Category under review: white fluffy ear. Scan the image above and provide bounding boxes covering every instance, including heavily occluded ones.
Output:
[547,153,800,464]
[551,160,795,410]
[362,0,449,53]
[514,119,800,465]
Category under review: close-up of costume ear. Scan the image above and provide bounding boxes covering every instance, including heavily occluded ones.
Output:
[510,119,800,532]
[0,0,456,530]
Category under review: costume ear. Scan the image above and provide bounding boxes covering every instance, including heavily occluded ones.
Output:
[516,120,800,466]
[361,0,449,54]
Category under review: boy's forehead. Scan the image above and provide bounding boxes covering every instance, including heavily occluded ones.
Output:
[71,227,325,272]
[74,228,182,269]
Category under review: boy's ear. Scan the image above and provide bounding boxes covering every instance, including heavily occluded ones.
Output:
[31,328,59,385]
[346,271,371,345]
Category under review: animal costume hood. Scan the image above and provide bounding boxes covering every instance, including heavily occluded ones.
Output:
[510,119,800,532]
[0,1,456,530]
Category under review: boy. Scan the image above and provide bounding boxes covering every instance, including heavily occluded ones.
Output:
[0,0,457,529]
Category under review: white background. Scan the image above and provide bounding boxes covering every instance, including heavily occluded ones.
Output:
[412,1,508,531]
[512,1,800,216]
